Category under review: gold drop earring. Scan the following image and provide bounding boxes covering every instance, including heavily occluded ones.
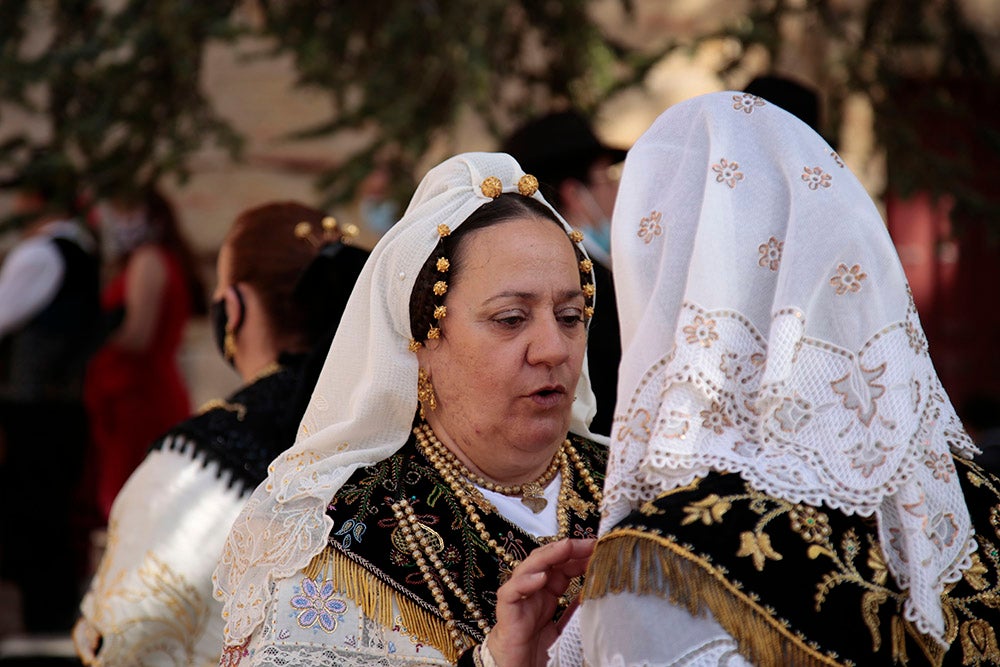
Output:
[417,369,437,420]
[224,327,237,363]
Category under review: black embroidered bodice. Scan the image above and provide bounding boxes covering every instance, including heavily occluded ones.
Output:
[321,434,607,649]
[585,455,1000,667]
[150,354,307,495]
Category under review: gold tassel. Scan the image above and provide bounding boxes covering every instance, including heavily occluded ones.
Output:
[304,546,471,663]
[585,529,847,667]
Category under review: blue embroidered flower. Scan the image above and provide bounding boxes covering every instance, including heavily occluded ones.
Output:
[291,577,348,632]
[334,519,366,548]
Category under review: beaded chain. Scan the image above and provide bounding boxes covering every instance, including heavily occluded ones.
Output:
[407,423,604,643]
[415,422,561,512]
[391,498,481,652]
[413,423,603,554]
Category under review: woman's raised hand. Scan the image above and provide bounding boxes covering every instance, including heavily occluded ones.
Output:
[487,538,595,667]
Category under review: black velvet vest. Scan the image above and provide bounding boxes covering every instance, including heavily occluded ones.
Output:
[585,455,1000,667]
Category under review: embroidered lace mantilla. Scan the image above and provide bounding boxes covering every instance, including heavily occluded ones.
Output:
[603,302,977,644]
[602,92,979,646]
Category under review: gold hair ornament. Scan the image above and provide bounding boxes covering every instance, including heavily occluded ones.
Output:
[480,176,503,199]
[294,215,358,248]
[517,174,539,197]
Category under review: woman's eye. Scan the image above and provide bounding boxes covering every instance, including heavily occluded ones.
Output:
[558,311,585,326]
[494,313,525,327]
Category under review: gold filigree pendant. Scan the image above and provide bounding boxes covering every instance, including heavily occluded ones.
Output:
[521,482,547,513]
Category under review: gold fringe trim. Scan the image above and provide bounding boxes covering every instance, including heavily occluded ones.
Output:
[304,546,472,663]
[584,529,848,667]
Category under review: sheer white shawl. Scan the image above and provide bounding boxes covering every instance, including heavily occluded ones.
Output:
[601,91,977,645]
[212,152,602,645]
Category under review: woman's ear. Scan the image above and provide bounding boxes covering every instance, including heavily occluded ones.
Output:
[224,284,247,333]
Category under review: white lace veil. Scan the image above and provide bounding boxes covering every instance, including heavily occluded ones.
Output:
[213,152,602,645]
[602,92,978,645]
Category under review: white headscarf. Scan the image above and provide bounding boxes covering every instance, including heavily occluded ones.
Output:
[213,152,602,644]
[603,91,978,645]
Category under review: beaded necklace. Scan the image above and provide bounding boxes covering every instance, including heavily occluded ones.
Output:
[414,423,603,549]
[405,423,604,647]
[415,422,561,513]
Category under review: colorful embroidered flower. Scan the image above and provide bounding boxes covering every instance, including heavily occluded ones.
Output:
[757,236,783,271]
[334,518,366,548]
[924,450,956,482]
[683,315,719,348]
[736,530,782,571]
[802,166,832,190]
[712,158,744,188]
[700,401,733,435]
[291,577,348,632]
[829,263,867,295]
[681,494,731,526]
[638,210,663,244]
[789,505,831,543]
[732,93,765,114]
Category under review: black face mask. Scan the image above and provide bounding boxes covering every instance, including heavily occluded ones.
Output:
[210,286,244,366]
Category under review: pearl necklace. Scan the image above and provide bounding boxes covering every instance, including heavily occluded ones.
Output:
[406,423,604,644]
[415,422,562,513]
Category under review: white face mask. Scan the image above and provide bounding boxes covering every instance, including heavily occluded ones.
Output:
[576,185,613,260]
[360,197,400,235]
[96,201,151,260]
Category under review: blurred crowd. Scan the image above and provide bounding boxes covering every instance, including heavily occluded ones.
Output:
[0,78,998,667]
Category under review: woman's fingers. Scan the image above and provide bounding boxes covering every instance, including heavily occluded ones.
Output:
[497,539,595,602]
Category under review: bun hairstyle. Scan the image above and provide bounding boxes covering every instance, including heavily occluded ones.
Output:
[225,202,368,353]
[408,192,595,344]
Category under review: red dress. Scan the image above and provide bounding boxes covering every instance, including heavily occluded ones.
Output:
[85,246,193,521]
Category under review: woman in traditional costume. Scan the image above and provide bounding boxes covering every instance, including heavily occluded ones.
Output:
[491,91,1000,667]
[213,153,608,666]
[74,202,368,666]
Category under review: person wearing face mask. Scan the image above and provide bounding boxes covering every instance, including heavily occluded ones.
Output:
[83,187,209,523]
[502,111,627,436]
[74,201,368,667]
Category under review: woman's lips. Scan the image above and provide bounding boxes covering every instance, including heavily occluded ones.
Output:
[528,385,566,408]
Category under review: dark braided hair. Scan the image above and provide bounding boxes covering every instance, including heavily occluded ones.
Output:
[408,193,594,344]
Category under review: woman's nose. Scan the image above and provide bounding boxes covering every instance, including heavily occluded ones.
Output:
[526,317,572,367]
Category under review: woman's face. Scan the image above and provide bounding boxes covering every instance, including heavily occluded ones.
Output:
[418,216,587,475]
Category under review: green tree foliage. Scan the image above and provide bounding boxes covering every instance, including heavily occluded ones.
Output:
[0,0,243,217]
[1,0,996,233]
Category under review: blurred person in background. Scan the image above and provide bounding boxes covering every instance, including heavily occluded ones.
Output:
[83,186,207,524]
[0,157,101,637]
[73,202,368,666]
[502,112,627,437]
